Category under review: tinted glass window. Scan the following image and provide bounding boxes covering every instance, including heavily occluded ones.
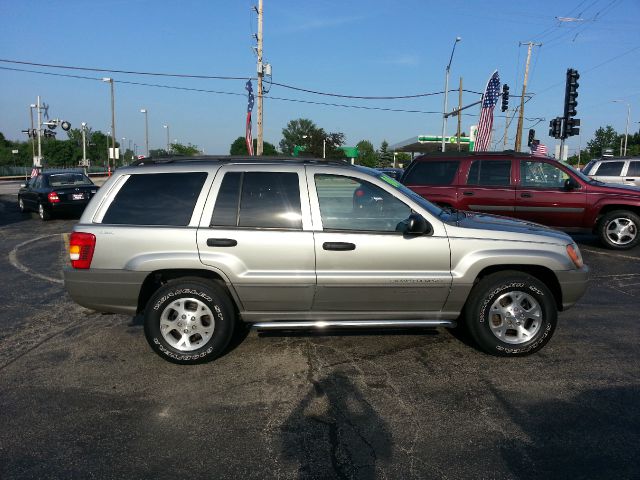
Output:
[315,174,411,232]
[595,161,624,176]
[467,160,511,186]
[404,161,459,185]
[627,161,640,176]
[521,161,569,188]
[211,172,302,229]
[211,172,241,226]
[48,173,93,187]
[102,172,207,226]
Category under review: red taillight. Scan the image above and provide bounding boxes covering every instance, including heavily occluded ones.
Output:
[48,191,60,203]
[355,189,365,197]
[69,232,96,269]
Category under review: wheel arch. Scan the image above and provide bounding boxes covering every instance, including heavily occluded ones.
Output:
[473,264,563,311]
[137,268,241,315]
[593,204,640,231]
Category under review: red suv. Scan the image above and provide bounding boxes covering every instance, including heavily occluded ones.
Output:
[401,152,640,250]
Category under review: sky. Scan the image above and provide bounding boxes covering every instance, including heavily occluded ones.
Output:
[1,0,639,157]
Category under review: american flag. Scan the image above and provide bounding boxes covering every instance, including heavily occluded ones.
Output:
[245,80,255,156]
[475,71,501,152]
[30,167,39,178]
[531,143,548,156]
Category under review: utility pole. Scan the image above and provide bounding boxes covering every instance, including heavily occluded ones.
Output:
[256,0,264,156]
[36,96,43,168]
[29,104,36,163]
[457,77,463,151]
[81,122,88,175]
[514,42,541,152]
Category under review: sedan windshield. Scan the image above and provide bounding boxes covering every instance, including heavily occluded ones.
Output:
[48,173,93,187]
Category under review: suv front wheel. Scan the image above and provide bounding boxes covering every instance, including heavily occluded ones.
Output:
[598,210,639,250]
[144,278,235,364]
[464,271,557,356]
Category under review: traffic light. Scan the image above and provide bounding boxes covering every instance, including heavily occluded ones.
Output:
[501,84,509,112]
[43,129,57,138]
[527,129,535,147]
[565,117,580,137]
[564,68,579,118]
[549,117,562,139]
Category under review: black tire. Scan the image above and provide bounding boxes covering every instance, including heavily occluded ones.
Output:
[597,210,640,250]
[144,278,235,364]
[464,271,557,356]
[18,197,26,213]
[38,203,51,221]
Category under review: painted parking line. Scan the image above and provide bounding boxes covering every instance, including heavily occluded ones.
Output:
[8,234,64,285]
[580,247,640,262]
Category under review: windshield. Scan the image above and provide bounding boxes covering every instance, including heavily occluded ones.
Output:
[563,163,601,184]
[48,173,94,187]
[361,168,444,217]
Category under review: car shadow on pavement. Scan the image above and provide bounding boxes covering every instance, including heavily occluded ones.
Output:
[490,383,640,479]
[279,370,393,479]
[256,327,442,339]
[0,196,31,226]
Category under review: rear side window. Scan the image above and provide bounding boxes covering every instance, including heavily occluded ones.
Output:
[211,172,302,229]
[628,161,640,176]
[595,161,624,176]
[403,160,459,185]
[467,160,511,186]
[102,172,207,226]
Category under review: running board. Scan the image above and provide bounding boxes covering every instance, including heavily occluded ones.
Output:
[252,320,456,330]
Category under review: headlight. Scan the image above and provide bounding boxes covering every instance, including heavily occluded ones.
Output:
[566,243,583,268]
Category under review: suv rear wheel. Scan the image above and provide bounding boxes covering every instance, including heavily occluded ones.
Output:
[598,210,639,250]
[144,278,235,364]
[464,271,557,356]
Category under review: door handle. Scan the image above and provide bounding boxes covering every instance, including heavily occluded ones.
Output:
[323,242,356,251]
[462,191,474,196]
[207,238,237,247]
[625,178,635,181]
[520,192,532,198]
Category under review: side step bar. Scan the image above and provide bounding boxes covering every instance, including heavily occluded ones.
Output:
[252,320,456,330]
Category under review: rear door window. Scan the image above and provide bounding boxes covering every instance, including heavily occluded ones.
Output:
[211,172,302,230]
[626,161,640,176]
[403,160,459,185]
[467,160,512,186]
[102,172,207,226]
[595,161,624,176]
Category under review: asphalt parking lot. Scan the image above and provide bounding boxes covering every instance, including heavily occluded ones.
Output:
[0,187,638,480]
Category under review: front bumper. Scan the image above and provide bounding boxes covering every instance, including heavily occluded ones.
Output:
[556,265,590,310]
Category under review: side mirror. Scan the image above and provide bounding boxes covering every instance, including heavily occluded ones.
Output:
[564,177,580,191]
[406,213,432,235]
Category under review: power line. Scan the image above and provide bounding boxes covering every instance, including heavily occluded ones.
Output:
[0,58,483,100]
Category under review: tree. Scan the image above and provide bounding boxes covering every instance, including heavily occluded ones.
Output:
[395,152,412,168]
[356,140,377,167]
[279,118,317,156]
[378,140,393,167]
[171,142,201,156]
[230,137,279,156]
[586,126,618,157]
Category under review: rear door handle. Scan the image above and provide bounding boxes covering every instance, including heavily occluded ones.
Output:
[323,242,356,251]
[462,191,474,196]
[625,178,635,181]
[207,238,237,247]
[520,192,532,198]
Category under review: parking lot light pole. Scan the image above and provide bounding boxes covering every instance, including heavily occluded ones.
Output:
[140,108,149,156]
[102,78,116,174]
[441,37,462,152]
[163,124,170,154]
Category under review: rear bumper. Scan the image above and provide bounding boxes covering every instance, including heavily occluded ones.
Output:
[64,267,148,315]
[556,265,590,310]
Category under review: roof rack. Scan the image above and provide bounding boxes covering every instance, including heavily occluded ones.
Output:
[412,150,535,159]
[130,155,353,167]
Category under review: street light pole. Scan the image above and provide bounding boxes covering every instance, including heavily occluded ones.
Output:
[81,122,88,175]
[29,104,36,163]
[36,96,43,168]
[102,78,116,174]
[163,124,170,153]
[140,108,149,156]
[613,100,632,156]
[441,37,461,152]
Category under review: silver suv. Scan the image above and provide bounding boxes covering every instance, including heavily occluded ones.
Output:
[582,157,640,186]
[64,157,589,364]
